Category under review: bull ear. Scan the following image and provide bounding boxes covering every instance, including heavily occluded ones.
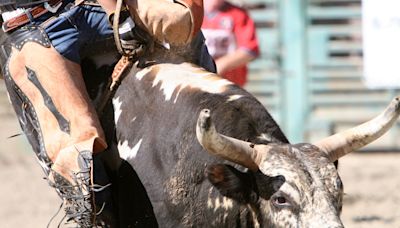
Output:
[206,164,285,204]
[254,172,285,200]
[206,164,255,204]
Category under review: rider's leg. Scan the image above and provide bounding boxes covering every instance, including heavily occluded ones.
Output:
[0,2,114,226]
[6,39,107,225]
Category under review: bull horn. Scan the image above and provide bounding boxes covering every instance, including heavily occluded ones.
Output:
[315,96,400,162]
[196,109,260,171]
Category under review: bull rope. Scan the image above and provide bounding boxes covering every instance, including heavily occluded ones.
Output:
[112,0,126,56]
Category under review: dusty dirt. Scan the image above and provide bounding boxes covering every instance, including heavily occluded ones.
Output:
[1,106,400,227]
[339,153,400,228]
[0,119,61,228]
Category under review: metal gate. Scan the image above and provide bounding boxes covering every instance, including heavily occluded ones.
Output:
[244,0,400,149]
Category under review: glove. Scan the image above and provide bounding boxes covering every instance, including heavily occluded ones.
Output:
[118,17,146,52]
[109,10,153,57]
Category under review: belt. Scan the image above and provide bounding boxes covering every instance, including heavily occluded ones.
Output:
[2,0,62,33]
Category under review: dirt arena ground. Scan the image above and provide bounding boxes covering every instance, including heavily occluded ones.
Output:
[1,98,399,227]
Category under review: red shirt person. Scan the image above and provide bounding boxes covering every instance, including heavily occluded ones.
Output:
[202,0,260,87]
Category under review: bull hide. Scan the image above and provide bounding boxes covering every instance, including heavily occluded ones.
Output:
[108,58,400,228]
[110,62,288,227]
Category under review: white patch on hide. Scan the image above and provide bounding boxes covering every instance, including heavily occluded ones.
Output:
[257,133,271,141]
[226,95,244,102]
[112,97,122,124]
[136,63,233,102]
[162,41,171,50]
[135,67,151,80]
[207,196,234,212]
[118,139,143,161]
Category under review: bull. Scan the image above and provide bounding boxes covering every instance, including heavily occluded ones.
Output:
[105,59,400,227]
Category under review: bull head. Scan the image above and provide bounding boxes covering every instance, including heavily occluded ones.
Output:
[196,97,400,228]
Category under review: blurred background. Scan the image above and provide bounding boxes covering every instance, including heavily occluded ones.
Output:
[1,0,400,227]
[237,0,400,146]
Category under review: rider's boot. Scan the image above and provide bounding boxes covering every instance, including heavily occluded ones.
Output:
[4,37,107,227]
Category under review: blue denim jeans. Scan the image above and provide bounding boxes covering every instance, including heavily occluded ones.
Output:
[42,3,113,63]
[37,2,215,71]
[10,1,215,70]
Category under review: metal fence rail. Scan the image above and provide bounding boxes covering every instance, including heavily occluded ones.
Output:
[243,0,400,149]
[306,0,400,149]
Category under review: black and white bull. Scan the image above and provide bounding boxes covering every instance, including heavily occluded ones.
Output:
[109,61,400,228]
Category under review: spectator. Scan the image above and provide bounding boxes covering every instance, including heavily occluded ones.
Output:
[202,0,260,87]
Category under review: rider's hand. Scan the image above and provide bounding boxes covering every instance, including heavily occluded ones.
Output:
[109,10,152,56]
[118,16,150,55]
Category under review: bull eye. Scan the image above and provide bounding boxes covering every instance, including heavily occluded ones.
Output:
[271,194,291,209]
[276,197,286,204]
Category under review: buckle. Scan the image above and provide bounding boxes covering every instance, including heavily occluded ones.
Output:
[44,1,62,13]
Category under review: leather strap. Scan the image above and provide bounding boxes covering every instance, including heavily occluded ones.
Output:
[2,0,62,32]
[112,0,125,56]
[96,56,132,116]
